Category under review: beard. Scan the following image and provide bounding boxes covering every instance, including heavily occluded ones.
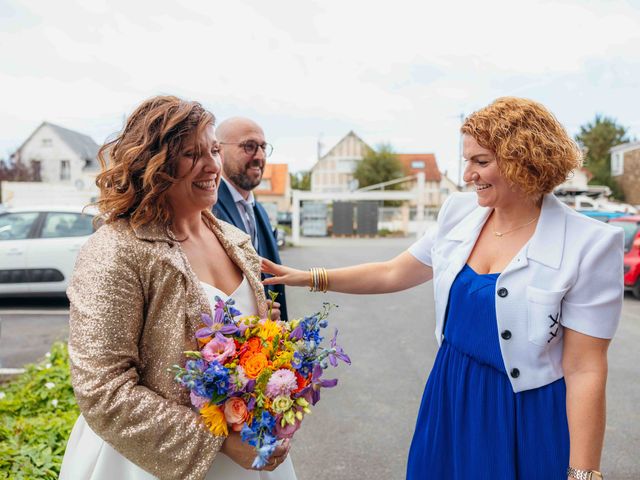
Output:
[225,160,263,191]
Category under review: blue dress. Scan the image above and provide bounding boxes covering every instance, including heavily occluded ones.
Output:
[407,264,570,479]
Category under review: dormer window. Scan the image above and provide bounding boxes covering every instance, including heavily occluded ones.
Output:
[411,160,425,169]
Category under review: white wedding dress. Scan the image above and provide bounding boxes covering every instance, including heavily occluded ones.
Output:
[60,276,297,480]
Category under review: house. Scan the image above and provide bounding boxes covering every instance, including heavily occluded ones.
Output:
[12,121,100,187]
[611,141,640,204]
[255,163,290,223]
[310,131,372,193]
[310,131,454,207]
[397,153,444,207]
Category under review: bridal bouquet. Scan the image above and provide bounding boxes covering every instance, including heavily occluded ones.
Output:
[172,294,350,468]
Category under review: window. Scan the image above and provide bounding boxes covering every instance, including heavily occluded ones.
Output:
[41,212,94,238]
[611,152,624,176]
[336,158,358,173]
[0,212,40,240]
[258,179,272,191]
[42,138,52,147]
[60,160,71,181]
[411,160,425,169]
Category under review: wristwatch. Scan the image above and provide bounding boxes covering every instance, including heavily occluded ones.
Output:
[567,467,604,479]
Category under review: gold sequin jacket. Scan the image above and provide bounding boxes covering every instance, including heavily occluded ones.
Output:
[67,211,267,480]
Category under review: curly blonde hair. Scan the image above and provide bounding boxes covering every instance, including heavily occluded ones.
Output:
[95,95,214,232]
[461,97,582,196]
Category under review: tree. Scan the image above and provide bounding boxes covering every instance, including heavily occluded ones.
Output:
[290,171,311,190]
[353,143,404,189]
[575,115,631,199]
[0,159,38,202]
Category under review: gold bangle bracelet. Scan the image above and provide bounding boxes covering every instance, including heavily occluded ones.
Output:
[321,268,328,292]
[309,267,329,292]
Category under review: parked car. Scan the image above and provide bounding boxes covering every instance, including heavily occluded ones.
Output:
[277,211,292,227]
[577,210,629,223]
[608,215,640,299]
[0,206,97,297]
[276,227,286,248]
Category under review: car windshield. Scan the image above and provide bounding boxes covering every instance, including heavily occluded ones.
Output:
[0,212,40,240]
[609,221,639,253]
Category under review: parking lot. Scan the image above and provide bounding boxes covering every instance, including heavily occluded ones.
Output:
[1,238,639,479]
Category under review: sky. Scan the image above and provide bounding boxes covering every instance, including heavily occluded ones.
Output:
[1,0,639,184]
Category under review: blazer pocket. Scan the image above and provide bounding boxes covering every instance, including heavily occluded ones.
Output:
[526,286,568,347]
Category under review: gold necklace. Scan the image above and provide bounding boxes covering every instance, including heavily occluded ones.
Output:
[493,216,539,237]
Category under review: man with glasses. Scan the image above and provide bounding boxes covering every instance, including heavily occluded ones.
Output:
[213,117,288,320]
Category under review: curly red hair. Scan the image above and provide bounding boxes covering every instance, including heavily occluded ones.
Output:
[461,97,582,196]
[95,95,214,231]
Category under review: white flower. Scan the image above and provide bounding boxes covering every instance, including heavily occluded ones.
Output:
[51,399,59,407]
[45,363,52,369]
[44,382,55,389]
[45,352,51,358]
[0,392,5,399]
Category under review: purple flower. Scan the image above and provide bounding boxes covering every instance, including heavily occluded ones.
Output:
[289,323,304,341]
[300,364,338,405]
[190,391,209,409]
[328,329,351,367]
[196,312,238,338]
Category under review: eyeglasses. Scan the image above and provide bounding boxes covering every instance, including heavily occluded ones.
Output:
[220,140,273,157]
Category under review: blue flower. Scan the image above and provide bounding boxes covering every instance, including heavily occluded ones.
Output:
[240,411,279,468]
[192,360,230,403]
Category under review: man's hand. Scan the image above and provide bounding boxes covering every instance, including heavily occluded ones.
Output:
[266,299,281,321]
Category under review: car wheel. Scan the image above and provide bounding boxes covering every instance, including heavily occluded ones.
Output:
[632,279,640,300]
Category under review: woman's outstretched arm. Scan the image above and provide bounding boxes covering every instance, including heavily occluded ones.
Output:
[262,250,433,295]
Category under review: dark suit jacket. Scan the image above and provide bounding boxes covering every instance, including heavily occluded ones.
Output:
[212,180,288,320]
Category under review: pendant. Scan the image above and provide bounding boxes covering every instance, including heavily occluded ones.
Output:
[494,231,504,237]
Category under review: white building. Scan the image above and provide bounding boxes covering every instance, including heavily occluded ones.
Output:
[310,131,372,193]
[12,121,100,188]
[310,131,456,207]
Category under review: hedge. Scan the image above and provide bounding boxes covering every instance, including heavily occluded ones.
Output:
[0,342,79,479]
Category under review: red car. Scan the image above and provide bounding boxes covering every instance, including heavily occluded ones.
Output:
[609,215,640,299]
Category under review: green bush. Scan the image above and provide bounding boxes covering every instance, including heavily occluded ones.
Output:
[0,342,79,479]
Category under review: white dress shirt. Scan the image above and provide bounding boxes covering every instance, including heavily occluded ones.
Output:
[222,177,259,251]
[409,192,624,392]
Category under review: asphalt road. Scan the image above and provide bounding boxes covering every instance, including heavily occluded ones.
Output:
[0,238,638,479]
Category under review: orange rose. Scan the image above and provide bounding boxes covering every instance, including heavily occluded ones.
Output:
[241,337,263,356]
[242,352,269,379]
[224,397,249,432]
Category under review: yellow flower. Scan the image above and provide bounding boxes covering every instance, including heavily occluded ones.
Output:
[200,403,229,436]
[272,350,294,368]
[258,320,282,341]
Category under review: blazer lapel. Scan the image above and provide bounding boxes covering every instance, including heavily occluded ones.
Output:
[526,194,566,270]
[216,181,248,234]
[445,205,492,274]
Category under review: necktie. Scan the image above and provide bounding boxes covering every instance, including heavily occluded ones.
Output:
[239,199,259,250]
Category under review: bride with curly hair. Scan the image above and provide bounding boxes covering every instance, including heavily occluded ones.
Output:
[60,95,296,480]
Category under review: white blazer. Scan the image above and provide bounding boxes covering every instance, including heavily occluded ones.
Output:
[409,192,624,393]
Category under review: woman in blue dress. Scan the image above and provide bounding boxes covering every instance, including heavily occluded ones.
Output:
[263,97,624,480]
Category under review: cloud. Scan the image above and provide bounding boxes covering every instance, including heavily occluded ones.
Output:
[0,0,639,180]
